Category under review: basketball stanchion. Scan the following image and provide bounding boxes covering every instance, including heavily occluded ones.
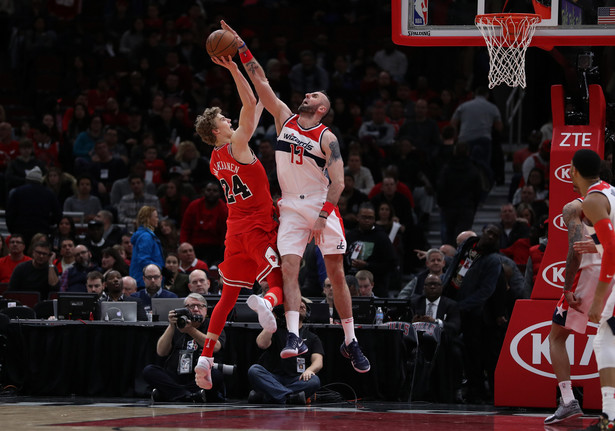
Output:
[475,13,541,88]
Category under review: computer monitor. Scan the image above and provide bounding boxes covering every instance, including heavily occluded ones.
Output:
[232,303,258,323]
[57,292,98,320]
[203,294,221,316]
[373,298,412,322]
[307,302,331,324]
[332,297,374,324]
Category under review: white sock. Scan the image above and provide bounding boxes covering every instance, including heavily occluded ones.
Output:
[602,386,615,421]
[559,380,575,405]
[342,317,356,345]
[286,311,300,337]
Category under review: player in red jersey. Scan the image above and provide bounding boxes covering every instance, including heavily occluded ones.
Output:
[193,55,284,390]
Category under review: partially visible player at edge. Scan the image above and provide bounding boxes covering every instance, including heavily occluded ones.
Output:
[543,195,597,424]
[221,20,369,372]
[570,149,615,430]
[193,55,284,390]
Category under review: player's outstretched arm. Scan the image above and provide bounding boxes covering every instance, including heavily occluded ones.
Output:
[221,20,291,131]
[211,55,256,160]
[582,192,615,322]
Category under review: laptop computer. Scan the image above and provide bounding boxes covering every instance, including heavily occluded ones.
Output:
[100,301,138,322]
[151,297,186,321]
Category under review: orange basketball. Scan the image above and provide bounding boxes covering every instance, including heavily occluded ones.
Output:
[206,30,237,59]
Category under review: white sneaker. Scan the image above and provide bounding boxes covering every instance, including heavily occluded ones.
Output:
[247,294,277,333]
[194,356,213,390]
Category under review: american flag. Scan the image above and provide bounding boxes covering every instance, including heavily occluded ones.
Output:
[597,7,615,24]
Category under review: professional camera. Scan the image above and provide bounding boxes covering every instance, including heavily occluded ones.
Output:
[173,308,203,328]
[212,363,236,376]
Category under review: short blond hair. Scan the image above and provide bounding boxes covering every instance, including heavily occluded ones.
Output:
[194,107,221,146]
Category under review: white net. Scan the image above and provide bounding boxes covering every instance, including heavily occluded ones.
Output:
[475,14,541,88]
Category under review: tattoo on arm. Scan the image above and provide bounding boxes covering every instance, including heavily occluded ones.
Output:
[245,61,259,77]
[564,215,583,290]
[328,140,341,165]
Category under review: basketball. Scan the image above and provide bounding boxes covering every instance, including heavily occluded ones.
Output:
[206,30,237,59]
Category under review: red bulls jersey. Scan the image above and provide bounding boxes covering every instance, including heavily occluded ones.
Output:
[210,143,276,235]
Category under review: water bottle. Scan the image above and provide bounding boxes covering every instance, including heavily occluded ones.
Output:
[375,307,384,325]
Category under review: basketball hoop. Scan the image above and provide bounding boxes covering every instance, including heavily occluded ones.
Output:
[475,13,541,88]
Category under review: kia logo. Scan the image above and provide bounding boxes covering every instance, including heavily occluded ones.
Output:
[555,164,572,183]
[542,260,566,288]
[553,214,567,232]
[510,320,599,380]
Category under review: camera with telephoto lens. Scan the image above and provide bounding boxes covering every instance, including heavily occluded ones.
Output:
[173,307,203,328]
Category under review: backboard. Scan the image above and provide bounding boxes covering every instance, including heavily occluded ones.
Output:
[392,0,615,48]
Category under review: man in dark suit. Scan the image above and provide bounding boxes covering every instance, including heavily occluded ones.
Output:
[411,273,462,402]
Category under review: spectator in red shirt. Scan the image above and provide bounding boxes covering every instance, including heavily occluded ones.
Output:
[177,242,209,275]
[143,145,166,185]
[180,181,227,266]
[0,234,32,283]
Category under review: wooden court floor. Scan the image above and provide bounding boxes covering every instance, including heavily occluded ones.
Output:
[0,396,603,430]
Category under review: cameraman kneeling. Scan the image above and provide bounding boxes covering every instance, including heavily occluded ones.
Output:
[143,293,226,402]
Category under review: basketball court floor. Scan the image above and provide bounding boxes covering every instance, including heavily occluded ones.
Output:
[0,396,602,430]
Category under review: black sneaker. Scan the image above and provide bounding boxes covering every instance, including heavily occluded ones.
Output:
[248,390,264,404]
[150,388,162,402]
[280,332,308,358]
[340,339,370,373]
[188,389,207,403]
[575,413,615,430]
[287,391,306,405]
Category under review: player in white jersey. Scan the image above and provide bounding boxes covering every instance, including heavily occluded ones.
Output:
[570,149,615,430]
[221,20,369,373]
[544,197,602,424]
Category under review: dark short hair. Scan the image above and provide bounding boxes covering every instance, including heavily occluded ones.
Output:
[572,149,601,178]
[33,241,51,251]
[87,270,104,282]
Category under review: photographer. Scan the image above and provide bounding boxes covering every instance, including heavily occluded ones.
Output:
[247,297,324,405]
[142,293,226,402]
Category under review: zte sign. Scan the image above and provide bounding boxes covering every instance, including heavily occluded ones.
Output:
[555,164,572,184]
[558,132,593,147]
[509,320,599,379]
[542,260,566,288]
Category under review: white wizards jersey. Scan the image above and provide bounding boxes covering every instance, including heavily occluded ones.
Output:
[276,114,330,198]
[575,197,602,269]
[583,180,615,258]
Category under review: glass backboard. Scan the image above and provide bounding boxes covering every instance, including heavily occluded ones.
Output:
[392,0,615,48]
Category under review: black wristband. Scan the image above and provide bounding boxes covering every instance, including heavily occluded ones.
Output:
[319,215,328,219]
